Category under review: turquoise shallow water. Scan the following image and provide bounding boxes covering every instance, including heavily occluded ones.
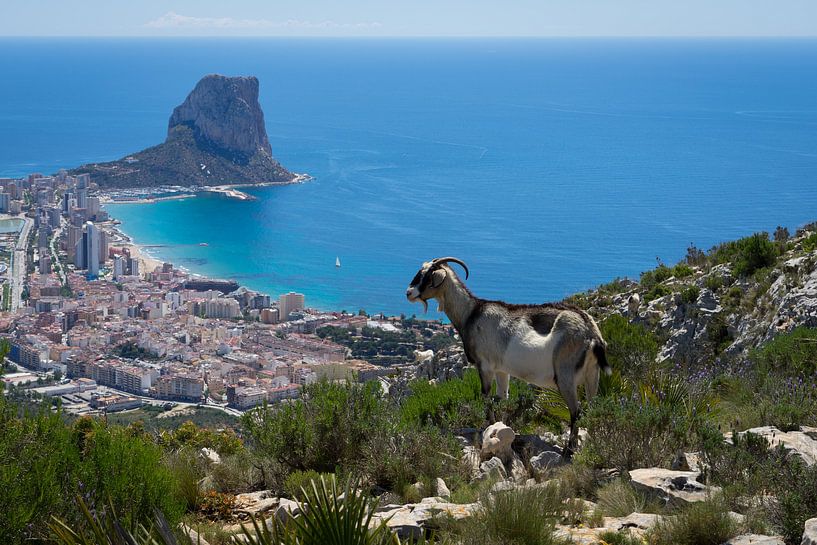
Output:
[3,38,817,315]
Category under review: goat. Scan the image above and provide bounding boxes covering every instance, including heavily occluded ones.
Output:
[406,257,611,455]
[628,293,641,319]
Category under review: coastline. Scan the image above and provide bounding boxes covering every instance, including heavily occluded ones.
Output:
[99,173,312,205]
[99,172,313,290]
[101,222,165,273]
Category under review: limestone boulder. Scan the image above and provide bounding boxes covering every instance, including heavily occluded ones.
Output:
[733,426,817,466]
[724,535,785,545]
[803,518,817,545]
[478,456,507,481]
[481,422,516,462]
[233,490,279,517]
[629,468,719,506]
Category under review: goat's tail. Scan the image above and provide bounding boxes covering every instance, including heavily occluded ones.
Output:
[591,341,612,376]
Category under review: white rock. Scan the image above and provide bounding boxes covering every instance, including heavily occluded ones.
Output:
[199,447,221,465]
[530,450,564,473]
[603,512,662,531]
[629,468,719,506]
[478,456,507,481]
[803,518,817,545]
[462,445,481,479]
[724,535,785,545]
[509,452,529,483]
[274,498,302,524]
[434,477,451,498]
[481,422,516,462]
[233,490,279,517]
[734,426,817,466]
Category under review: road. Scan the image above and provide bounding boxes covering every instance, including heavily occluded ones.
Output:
[10,216,33,310]
[49,218,66,285]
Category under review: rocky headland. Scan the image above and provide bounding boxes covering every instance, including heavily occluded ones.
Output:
[70,75,297,188]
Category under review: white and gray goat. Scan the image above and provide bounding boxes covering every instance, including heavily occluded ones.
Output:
[406,257,611,454]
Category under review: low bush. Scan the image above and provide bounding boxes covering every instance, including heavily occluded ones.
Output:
[644,284,672,302]
[444,484,571,545]
[594,479,652,517]
[801,232,817,252]
[702,431,817,544]
[579,376,717,471]
[598,315,660,379]
[400,368,537,431]
[243,380,463,495]
[704,274,725,291]
[284,470,333,500]
[640,265,673,290]
[750,326,817,377]
[598,530,645,545]
[679,286,700,305]
[0,397,185,543]
[710,232,779,277]
[647,498,737,545]
[159,420,244,456]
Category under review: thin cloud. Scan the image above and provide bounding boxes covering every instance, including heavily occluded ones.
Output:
[145,12,382,31]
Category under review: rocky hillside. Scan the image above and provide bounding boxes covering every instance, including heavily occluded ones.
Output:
[70,75,295,188]
[568,223,817,367]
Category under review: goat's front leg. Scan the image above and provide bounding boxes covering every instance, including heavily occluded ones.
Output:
[495,372,510,400]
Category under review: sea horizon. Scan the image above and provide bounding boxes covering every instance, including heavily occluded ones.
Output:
[3,37,817,316]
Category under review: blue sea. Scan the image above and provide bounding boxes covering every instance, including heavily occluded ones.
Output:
[1,38,817,316]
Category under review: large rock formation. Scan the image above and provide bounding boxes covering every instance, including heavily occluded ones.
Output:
[71,74,296,188]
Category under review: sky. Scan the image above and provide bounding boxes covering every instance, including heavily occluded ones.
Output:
[1,0,817,37]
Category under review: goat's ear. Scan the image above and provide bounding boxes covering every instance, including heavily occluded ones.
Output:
[430,268,447,288]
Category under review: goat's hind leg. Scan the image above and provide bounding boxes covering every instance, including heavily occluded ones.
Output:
[478,366,498,422]
[559,378,581,460]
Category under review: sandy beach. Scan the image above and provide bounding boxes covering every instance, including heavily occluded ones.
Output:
[100,222,165,273]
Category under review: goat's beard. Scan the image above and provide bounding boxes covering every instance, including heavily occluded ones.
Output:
[420,298,429,313]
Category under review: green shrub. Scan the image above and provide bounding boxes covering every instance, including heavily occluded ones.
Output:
[284,470,332,500]
[679,286,700,305]
[671,263,694,279]
[802,232,817,252]
[400,368,537,431]
[445,484,571,545]
[756,374,817,431]
[0,402,78,543]
[704,275,725,292]
[640,265,673,290]
[750,326,817,377]
[243,380,389,474]
[644,284,672,302]
[707,313,733,355]
[710,232,779,277]
[360,425,461,492]
[77,423,186,529]
[647,498,737,545]
[580,376,716,471]
[243,380,462,494]
[594,479,652,517]
[0,397,185,543]
[702,431,817,544]
[208,451,266,494]
[598,277,631,296]
[159,420,244,456]
[598,315,660,379]
[598,530,644,545]
[553,464,604,500]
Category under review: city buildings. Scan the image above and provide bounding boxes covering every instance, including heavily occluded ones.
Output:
[74,221,101,278]
[279,291,305,322]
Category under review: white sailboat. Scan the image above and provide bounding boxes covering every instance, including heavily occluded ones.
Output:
[335,256,341,268]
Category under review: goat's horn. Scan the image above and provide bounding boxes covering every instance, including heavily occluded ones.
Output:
[432,257,469,279]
